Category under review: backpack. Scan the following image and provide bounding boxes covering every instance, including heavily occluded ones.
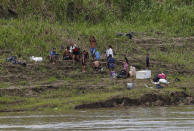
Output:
[117,70,127,78]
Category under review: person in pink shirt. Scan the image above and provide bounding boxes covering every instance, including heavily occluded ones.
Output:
[158,73,166,79]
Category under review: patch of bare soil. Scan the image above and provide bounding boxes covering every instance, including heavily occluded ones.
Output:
[75,91,194,109]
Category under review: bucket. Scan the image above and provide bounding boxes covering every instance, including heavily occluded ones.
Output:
[136,70,151,79]
[127,83,134,89]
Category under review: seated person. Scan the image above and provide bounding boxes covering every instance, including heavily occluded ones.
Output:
[129,66,136,77]
[63,46,72,60]
[93,60,102,72]
[49,48,57,64]
[158,73,166,79]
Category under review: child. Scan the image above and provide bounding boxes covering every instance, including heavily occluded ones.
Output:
[93,51,101,72]
[49,48,57,64]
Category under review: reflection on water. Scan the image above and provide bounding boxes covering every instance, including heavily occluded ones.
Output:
[0,106,194,131]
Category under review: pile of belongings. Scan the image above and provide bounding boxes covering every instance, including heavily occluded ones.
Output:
[129,66,136,77]
[152,73,169,89]
[116,32,134,39]
[117,70,128,78]
[6,56,26,67]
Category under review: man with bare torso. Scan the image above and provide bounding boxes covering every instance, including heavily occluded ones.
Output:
[89,36,96,59]
[93,60,101,72]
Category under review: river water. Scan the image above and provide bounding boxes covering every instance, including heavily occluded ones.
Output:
[0,106,194,131]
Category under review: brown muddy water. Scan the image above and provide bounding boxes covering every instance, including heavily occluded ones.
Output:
[0,106,194,131]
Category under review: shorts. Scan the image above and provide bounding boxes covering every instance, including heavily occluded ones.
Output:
[73,51,79,55]
[108,63,114,69]
[50,54,57,60]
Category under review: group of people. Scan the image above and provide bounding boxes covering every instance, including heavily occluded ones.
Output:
[49,36,150,76]
[49,36,101,72]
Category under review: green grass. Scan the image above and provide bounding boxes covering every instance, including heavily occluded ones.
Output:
[47,76,57,83]
[151,46,194,70]
[0,0,193,57]
[0,82,10,88]
[0,81,190,112]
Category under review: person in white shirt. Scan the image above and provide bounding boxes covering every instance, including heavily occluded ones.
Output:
[106,45,114,59]
[70,42,76,53]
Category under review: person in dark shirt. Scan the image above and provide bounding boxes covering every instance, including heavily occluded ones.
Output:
[107,54,115,71]
[146,53,150,69]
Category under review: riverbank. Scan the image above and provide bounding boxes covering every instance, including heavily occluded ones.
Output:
[0,0,193,112]
[0,48,193,112]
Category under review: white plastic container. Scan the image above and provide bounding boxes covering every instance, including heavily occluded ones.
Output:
[127,83,134,89]
[30,56,43,62]
[136,70,151,79]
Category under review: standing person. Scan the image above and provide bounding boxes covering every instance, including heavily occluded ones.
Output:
[146,53,150,69]
[106,45,114,59]
[70,42,76,53]
[107,54,115,77]
[72,44,80,63]
[81,50,89,72]
[123,55,129,76]
[49,48,57,64]
[89,36,97,59]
